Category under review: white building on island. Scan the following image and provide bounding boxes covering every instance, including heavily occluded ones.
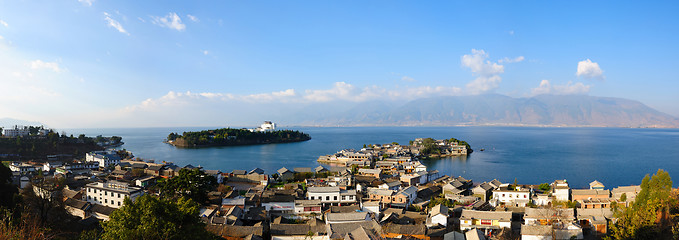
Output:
[248,121,277,132]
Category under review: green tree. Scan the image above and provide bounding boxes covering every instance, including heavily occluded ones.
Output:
[158,168,217,204]
[101,195,215,240]
[538,183,551,192]
[606,169,675,240]
[0,163,20,209]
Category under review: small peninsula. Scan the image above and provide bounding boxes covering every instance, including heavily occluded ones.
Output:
[166,122,311,148]
[318,137,472,166]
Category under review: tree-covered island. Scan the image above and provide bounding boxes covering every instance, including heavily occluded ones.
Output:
[166,128,311,148]
[0,125,123,160]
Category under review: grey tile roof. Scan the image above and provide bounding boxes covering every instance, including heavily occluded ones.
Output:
[328,220,382,239]
[521,225,552,236]
[460,210,512,221]
[277,167,293,174]
[326,212,369,222]
[293,167,312,173]
[64,198,89,210]
[315,166,328,172]
[429,204,449,217]
[308,186,340,193]
[206,225,263,238]
[249,168,265,174]
[524,208,575,219]
[571,189,610,197]
[331,205,361,213]
[90,204,115,216]
[383,223,426,235]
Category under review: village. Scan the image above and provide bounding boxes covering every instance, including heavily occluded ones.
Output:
[2,136,642,240]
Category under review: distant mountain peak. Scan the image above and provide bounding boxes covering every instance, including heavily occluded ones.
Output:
[0,118,46,128]
[303,94,679,128]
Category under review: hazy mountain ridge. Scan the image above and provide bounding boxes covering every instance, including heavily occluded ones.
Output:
[305,94,679,128]
[0,118,45,128]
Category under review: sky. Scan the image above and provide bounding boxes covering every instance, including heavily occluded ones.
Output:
[0,1,678,128]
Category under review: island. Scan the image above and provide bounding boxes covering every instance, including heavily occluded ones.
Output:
[0,125,123,161]
[318,137,473,166]
[166,122,311,148]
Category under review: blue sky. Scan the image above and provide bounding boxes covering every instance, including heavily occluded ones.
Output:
[1,1,678,127]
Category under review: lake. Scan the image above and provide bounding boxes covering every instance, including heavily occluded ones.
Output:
[65,126,679,188]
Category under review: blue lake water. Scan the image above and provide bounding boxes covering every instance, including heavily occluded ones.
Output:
[64,126,679,188]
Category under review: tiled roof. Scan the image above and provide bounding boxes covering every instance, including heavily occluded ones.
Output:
[460,210,512,221]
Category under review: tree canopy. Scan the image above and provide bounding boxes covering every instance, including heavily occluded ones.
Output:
[169,128,310,147]
[0,163,19,210]
[101,195,215,240]
[157,168,217,204]
[606,169,677,240]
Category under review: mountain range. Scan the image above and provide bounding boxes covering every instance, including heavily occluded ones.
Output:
[301,94,679,128]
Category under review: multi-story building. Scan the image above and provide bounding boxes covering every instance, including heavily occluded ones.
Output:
[3,126,30,137]
[84,181,143,208]
[490,185,531,207]
[552,179,571,201]
[85,151,122,168]
[306,186,357,206]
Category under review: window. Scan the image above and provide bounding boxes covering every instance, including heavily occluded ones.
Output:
[326,196,329,201]
[94,189,97,193]
[502,194,505,197]
[118,202,121,206]
[310,196,314,200]
[342,196,346,201]
[94,197,97,202]
[118,193,121,198]
[105,199,107,203]
[334,196,337,201]
[88,188,91,192]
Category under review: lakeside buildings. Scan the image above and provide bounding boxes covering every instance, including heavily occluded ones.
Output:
[5,144,649,240]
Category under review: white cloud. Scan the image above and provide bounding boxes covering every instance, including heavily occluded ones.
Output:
[30,60,63,73]
[187,14,199,22]
[498,56,525,63]
[202,50,209,55]
[462,49,505,94]
[151,12,186,31]
[137,17,146,23]
[531,80,590,96]
[124,82,464,114]
[103,12,129,35]
[401,76,415,82]
[0,20,8,27]
[509,30,514,35]
[576,59,604,80]
[78,0,94,7]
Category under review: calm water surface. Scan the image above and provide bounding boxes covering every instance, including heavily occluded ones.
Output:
[65,127,679,188]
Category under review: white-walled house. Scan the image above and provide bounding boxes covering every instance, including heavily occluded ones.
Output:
[426,204,449,228]
[84,181,143,209]
[490,185,531,207]
[552,179,571,201]
[9,162,36,174]
[85,151,122,168]
[306,186,357,206]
